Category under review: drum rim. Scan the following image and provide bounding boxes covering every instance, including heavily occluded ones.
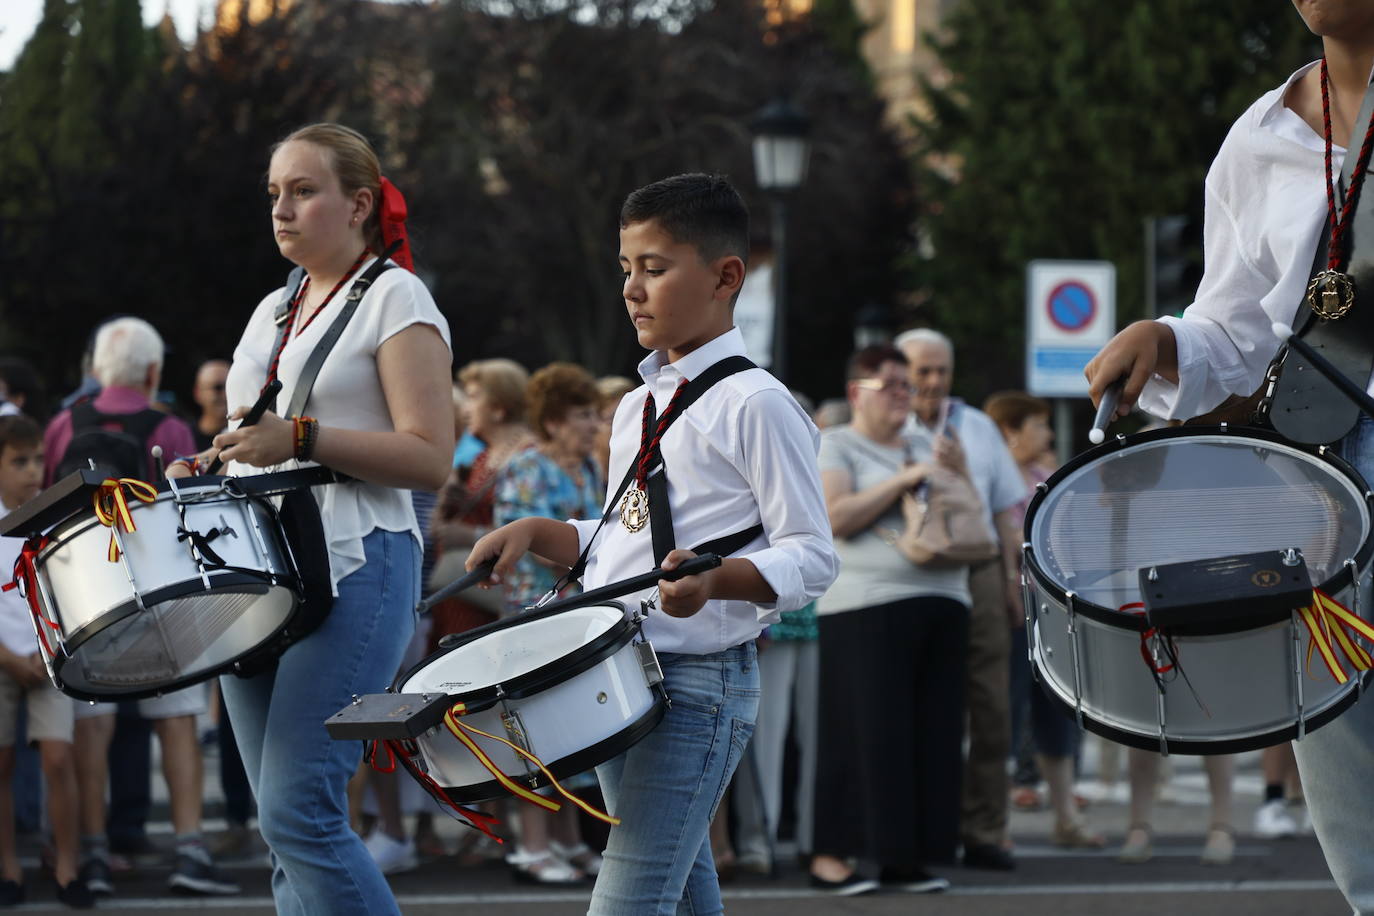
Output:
[1034,664,1371,755]
[434,699,666,805]
[1022,424,1374,632]
[397,600,636,710]
[48,574,300,702]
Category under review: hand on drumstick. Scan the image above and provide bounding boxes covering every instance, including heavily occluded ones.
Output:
[165,447,218,480]
[213,407,294,469]
[467,520,535,588]
[1084,320,1180,417]
[657,549,717,618]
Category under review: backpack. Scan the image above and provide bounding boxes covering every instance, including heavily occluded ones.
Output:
[55,401,166,481]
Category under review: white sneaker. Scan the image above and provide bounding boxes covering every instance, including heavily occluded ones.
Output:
[1254,799,1298,839]
[364,831,419,874]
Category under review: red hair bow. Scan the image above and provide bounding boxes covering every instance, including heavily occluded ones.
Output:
[378,176,414,272]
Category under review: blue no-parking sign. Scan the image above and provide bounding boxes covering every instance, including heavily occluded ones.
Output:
[1026,260,1116,398]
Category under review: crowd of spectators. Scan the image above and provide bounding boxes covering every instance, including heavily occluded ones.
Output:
[0,316,1311,906]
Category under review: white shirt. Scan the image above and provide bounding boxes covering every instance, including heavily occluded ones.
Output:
[226,259,452,589]
[0,502,39,656]
[905,401,1026,534]
[1140,62,1358,420]
[567,328,839,656]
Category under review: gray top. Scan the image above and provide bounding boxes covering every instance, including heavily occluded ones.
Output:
[816,425,972,616]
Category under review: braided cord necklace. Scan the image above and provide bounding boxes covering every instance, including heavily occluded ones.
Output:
[1306,59,1374,320]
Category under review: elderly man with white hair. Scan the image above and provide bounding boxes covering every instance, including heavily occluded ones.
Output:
[43,317,197,486]
[42,316,239,898]
[895,328,1027,872]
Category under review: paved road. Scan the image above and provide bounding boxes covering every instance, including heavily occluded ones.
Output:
[4,741,1346,913]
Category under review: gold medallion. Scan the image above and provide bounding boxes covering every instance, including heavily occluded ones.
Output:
[619,485,649,533]
[1306,269,1357,320]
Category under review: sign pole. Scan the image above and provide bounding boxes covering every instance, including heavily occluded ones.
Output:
[1055,398,1073,466]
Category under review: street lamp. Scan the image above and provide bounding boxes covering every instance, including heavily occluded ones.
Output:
[751,99,810,383]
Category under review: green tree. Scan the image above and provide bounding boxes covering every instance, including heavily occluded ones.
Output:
[405,0,912,397]
[909,0,1316,401]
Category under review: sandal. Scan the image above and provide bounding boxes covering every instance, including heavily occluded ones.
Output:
[506,846,587,885]
[550,841,603,877]
[454,830,505,868]
[1200,825,1235,866]
[1118,823,1152,864]
[1053,821,1107,849]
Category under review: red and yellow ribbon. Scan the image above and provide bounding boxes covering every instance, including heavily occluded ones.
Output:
[92,478,157,562]
[443,702,620,826]
[1299,589,1374,685]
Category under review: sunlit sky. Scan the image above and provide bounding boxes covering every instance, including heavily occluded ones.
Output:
[0,0,211,71]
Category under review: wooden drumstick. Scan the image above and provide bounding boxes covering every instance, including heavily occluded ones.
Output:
[1272,322,1374,418]
[151,445,165,478]
[206,380,281,475]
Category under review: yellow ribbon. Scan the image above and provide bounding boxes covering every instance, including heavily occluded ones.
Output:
[92,478,158,563]
[1299,589,1374,685]
[442,702,620,826]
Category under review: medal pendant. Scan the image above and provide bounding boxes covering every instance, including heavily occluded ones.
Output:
[620,485,649,533]
[1307,269,1357,320]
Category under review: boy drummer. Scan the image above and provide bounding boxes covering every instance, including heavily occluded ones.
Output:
[468,173,838,913]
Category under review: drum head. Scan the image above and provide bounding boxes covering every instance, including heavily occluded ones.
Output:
[400,604,627,697]
[1030,432,1371,613]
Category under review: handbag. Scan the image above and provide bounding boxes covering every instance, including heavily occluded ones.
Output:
[890,465,999,567]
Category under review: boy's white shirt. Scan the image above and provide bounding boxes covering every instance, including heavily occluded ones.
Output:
[566,327,839,656]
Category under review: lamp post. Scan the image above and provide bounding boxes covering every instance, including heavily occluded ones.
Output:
[751,99,810,384]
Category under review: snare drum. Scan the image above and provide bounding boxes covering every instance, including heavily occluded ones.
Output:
[1024,426,1374,754]
[27,475,326,701]
[387,602,665,804]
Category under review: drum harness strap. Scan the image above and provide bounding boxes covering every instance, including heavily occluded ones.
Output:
[172,245,401,585]
[553,355,765,600]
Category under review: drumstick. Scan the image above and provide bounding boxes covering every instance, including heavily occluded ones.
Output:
[1272,322,1374,418]
[206,380,282,475]
[535,553,725,616]
[151,445,165,479]
[416,560,496,615]
[1089,383,1124,444]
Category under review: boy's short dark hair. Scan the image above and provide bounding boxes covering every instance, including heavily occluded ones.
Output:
[846,344,907,380]
[620,173,750,266]
[0,415,41,457]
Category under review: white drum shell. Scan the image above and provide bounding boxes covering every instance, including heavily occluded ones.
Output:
[33,482,298,697]
[1030,575,1371,748]
[399,605,661,798]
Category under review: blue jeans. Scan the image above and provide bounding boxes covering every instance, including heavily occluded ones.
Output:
[1298,417,1374,915]
[590,643,760,916]
[221,529,418,916]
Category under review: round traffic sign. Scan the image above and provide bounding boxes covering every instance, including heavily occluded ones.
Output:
[1047,281,1096,332]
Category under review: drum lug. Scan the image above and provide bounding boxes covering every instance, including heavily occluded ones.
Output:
[1065,591,1085,731]
[1291,612,1307,740]
[634,640,664,688]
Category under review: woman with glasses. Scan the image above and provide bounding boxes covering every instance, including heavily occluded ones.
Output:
[808,344,974,896]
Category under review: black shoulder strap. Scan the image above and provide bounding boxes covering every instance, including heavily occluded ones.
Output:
[265,267,308,412]
[558,355,758,591]
[275,240,403,420]
[70,402,165,442]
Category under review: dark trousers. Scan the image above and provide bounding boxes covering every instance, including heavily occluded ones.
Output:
[217,689,253,825]
[813,596,969,867]
[107,702,151,844]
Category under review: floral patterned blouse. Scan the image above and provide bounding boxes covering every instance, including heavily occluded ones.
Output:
[493,447,606,615]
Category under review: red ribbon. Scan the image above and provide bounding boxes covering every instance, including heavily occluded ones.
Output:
[4,536,58,657]
[378,176,414,272]
[368,737,504,843]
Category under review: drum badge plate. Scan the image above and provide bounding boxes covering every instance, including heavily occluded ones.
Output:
[1251,569,1280,588]
[620,486,649,533]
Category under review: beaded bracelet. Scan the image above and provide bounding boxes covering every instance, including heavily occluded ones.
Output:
[293,416,319,462]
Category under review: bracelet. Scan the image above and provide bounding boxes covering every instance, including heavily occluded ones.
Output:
[293,416,319,462]
[169,456,200,475]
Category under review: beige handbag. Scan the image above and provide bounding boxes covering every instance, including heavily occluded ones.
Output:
[889,466,998,567]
